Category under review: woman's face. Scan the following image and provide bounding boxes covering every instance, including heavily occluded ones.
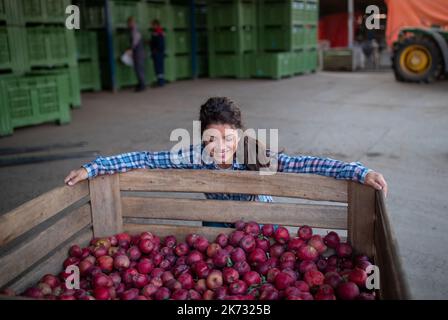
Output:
[203,123,239,165]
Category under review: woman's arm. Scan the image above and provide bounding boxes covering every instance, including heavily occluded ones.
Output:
[277,153,388,195]
[65,145,201,185]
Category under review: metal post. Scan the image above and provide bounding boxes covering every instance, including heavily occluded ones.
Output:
[348,0,354,49]
[190,0,198,79]
[104,0,117,91]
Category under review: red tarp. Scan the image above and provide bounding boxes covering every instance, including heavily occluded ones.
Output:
[385,0,448,46]
[318,12,362,48]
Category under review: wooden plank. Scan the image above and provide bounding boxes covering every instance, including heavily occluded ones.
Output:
[347,182,376,258]
[119,169,348,202]
[122,196,348,229]
[7,227,93,294]
[374,191,410,300]
[89,174,123,238]
[124,223,235,242]
[0,204,92,288]
[0,181,88,247]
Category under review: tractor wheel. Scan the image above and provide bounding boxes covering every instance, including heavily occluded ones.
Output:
[392,37,442,83]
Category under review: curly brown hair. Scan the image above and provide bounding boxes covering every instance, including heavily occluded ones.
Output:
[199,97,275,171]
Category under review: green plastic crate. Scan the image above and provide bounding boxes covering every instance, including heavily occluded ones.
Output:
[16,0,71,24]
[304,48,317,71]
[174,55,192,79]
[208,53,252,78]
[261,0,307,26]
[83,1,105,29]
[172,5,189,29]
[0,0,21,25]
[291,49,305,74]
[174,31,191,54]
[261,26,290,51]
[304,24,317,47]
[31,66,82,108]
[26,26,77,68]
[0,73,71,136]
[251,52,293,79]
[75,30,99,61]
[78,59,101,91]
[0,27,28,73]
[208,0,256,28]
[110,1,142,29]
[292,25,305,50]
[209,27,257,53]
[143,2,170,29]
[305,0,318,24]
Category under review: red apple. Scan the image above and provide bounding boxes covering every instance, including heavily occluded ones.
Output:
[154,287,171,300]
[324,231,341,249]
[206,243,221,258]
[113,254,130,270]
[244,221,260,236]
[261,224,275,237]
[228,280,247,295]
[223,267,239,284]
[229,231,245,246]
[178,273,194,290]
[298,225,313,240]
[240,235,256,253]
[233,261,251,276]
[243,271,262,287]
[274,272,294,290]
[174,242,189,257]
[137,258,154,274]
[274,226,290,244]
[215,233,229,247]
[336,282,360,300]
[297,245,319,261]
[164,235,177,248]
[206,270,223,290]
[269,244,285,258]
[97,255,114,273]
[308,235,327,254]
[336,243,353,258]
[127,246,142,261]
[349,268,367,287]
[304,270,325,287]
[139,239,155,254]
[193,236,209,253]
[248,248,267,267]
[231,247,246,263]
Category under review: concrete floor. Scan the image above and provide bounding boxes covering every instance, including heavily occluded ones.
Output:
[0,71,447,299]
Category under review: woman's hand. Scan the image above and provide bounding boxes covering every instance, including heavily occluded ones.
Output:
[365,171,388,197]
[64,168,88,186]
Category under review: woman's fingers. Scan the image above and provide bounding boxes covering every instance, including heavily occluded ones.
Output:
[64,171,76,184]
[65,168,88,186]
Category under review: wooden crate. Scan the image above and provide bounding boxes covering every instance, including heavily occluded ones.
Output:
[0,169,410,299]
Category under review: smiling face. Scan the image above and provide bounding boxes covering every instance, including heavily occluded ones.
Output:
[203,123,240,166]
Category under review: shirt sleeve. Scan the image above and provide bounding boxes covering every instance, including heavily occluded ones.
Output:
[277,153,372,183]
[82,145,202,179]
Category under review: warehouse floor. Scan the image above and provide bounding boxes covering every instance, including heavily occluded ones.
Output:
[1,71,447,299]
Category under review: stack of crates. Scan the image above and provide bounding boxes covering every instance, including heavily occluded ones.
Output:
[195,1,208,77]
[207,0,257,78]
[18,0,81,107]
[0,0,76,136]
[170,3,192,80]
[75,31,101,91]
[253,0,318,79]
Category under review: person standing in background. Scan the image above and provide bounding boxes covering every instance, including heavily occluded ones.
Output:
[127,16,146,92]
[149,19,166,87]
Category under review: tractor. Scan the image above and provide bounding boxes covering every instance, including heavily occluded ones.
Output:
[392,27,448,83]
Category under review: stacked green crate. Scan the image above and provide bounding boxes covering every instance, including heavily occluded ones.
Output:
[0,72,71,136]
[13,0,81,108]
[75,31,101,91]
[171,4,192,80]
[208,0,257,78]
[195,3,208,77]
[302,0,318,72]
[254,0,318,78]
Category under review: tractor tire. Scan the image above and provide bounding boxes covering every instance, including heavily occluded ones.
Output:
[392,37,442,83]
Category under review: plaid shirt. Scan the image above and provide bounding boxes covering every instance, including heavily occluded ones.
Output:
[83,144,371,203]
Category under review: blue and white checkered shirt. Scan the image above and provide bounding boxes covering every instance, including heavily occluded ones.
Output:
[82,144,371,203]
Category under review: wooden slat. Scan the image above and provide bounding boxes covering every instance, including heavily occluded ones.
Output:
[0,204,92,288]
[347,182,376,257]
[7,227,93,294]
[122,197,348,229]
[89,174,123,238]
[374,191,410,300]
[119,169,348,202]
[0,181,88,247]
[124,223,235,242]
